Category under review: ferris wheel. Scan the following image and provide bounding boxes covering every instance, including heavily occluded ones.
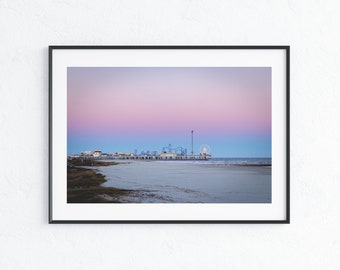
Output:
[199,144,211,156]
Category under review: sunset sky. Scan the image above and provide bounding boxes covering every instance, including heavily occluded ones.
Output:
[67,67,271,157]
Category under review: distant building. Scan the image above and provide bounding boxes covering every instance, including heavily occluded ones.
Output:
[92,150,102,157]
[159,153,177,158]
[81,151,92,156]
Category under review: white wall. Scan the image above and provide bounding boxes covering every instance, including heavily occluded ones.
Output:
[1,1,339,269]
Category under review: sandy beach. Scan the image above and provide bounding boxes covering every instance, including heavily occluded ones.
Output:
[67,158,271,203]
[98,160,271,203]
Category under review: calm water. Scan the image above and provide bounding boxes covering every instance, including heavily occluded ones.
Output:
[99,158,271,203]
[158,157,272,165]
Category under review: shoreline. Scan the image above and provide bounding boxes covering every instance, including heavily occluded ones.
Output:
[67,157,271,203]
[67,159,133,203]
[99,159,271,203]
[68,158,271,167]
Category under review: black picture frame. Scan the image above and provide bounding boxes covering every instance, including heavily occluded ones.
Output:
[49,45,290,224]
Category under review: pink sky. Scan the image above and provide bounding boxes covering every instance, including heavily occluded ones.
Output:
[67,67,271,156]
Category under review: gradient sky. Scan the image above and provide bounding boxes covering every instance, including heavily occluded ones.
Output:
[67,67,271,157]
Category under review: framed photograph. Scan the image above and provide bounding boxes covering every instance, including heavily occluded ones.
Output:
[49,46,290,223]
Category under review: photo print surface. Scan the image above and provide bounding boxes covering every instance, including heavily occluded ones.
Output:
[67,67,272,204]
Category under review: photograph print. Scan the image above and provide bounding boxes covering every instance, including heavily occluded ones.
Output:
[67,66,272,204]
[50,46,289,223]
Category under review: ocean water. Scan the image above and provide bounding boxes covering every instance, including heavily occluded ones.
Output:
[154,157,272,165]
[99,158,271,203]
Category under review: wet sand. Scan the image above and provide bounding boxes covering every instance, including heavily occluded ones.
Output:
[100,160,272,203]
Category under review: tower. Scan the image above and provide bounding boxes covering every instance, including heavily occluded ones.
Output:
[191,130,194,156]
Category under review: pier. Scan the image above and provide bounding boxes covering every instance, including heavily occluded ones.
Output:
[108,154,210,160]
[68,154,211,161]
[68,130,212,161]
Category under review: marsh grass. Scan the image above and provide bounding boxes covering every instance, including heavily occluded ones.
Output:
[68,158,119,167]
[67,159,132,203]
